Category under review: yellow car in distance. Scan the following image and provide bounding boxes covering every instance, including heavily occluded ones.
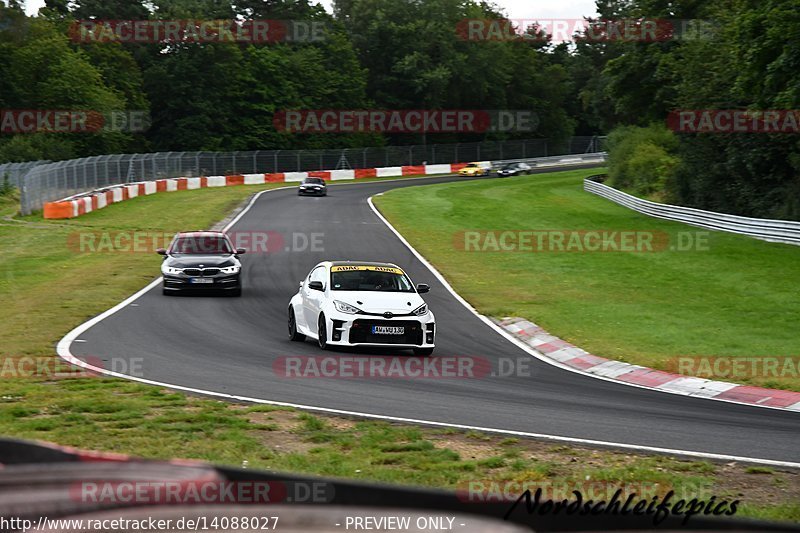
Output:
[458,161,492,176]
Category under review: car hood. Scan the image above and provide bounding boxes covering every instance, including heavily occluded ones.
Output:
[165,254,237,268]
[331,291,426,314]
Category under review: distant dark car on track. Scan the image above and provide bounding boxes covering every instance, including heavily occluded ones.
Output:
[298,177,327,196]
[496,162,531,177]
[157,231,245,296]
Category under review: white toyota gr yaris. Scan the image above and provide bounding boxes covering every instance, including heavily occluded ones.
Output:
[288,261,436,356]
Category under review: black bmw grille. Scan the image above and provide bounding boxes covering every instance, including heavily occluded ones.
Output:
[349,320,423,345]
[182,268,220,276]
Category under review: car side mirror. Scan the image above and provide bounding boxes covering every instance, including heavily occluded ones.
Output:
[156,248,167,255]
[417,283,430,294]
[308,281,324,291]
[235,248,246,255]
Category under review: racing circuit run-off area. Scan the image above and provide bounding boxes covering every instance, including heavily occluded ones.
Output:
[1,0,799,532]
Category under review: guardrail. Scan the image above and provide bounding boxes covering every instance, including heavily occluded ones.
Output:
[43,154,609,219]
[498,152,607,168]
[12,136,607,215]
[584,175,800,246]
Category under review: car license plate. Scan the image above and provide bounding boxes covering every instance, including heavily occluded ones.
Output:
[372,326,404,335]
[190,278,213,284]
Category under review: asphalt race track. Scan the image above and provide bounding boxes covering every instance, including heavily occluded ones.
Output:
[67,166,799,463]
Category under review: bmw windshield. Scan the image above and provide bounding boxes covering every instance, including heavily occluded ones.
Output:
[170,236,233,255]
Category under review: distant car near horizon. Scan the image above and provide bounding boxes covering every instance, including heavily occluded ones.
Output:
[298,177,327,196]
[496,162,531,177]
[288,261,436,356]
[158,231,245,296]
[458,161,492,177]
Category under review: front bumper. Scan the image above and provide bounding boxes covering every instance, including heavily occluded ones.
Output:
[162,273,241,291]
[324,314,436,348]
[298,187,326,195]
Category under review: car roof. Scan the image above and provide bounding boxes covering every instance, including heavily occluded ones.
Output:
[327,260,402,269]
[175,231,227,238]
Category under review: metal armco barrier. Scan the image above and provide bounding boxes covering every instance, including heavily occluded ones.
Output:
[585,175,800,246]
[10,136,606,214]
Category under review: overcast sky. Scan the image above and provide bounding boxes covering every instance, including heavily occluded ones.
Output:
[23,0,599,20]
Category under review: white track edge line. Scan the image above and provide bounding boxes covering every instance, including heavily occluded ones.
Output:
[54,174,799,469]
[366,190,799,416]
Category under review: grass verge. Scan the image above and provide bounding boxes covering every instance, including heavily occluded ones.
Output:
[0,175,797,523]
[373,169,800,391]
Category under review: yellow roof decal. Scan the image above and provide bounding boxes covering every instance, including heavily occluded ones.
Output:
[331,265,404,275]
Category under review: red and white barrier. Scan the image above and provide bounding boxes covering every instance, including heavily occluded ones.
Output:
[42,163,467,219]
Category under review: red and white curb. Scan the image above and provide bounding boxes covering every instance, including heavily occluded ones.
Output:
[497,317,800,412]
[42,163,477,219]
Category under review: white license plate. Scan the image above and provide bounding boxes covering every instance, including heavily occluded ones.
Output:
[190,278,213,284]
[372,326,404,335]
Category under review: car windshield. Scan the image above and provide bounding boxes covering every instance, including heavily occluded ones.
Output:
[170,236,233,254]
[465,163,478,167]
[330,266,415,292]
[303,178,325,185]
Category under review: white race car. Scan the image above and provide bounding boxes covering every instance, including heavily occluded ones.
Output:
[288,261,436,356]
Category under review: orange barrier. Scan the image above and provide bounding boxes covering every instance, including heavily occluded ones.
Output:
[43,201,73,219]
[401,165,425,175]
[226,175,245,186]
[308,171,331,180]
[355,168,377,179]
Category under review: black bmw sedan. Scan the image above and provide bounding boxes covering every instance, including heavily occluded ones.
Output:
[157,231,245,296]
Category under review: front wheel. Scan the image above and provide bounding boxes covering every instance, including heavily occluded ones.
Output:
[288,308,305,341]
[413,347,434,356]
[317,315,329,350]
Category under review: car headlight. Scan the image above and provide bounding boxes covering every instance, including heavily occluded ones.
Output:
[413,304,428,316]
[161,266,183,275]
[333,300,363,314]
[219,265,240,274]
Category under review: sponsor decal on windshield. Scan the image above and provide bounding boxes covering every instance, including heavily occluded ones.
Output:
[331,265,404,275]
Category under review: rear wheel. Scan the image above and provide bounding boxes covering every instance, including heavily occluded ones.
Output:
[317,315,329,350]
[288,308,305,341]
[414,347,434,356]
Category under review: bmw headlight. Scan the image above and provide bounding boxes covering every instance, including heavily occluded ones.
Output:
[413,304,428,316]
[333,300,363,314]
[220,265,240,274]
[161,265,183,275]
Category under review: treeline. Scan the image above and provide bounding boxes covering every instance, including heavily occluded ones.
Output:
[0,0,576,162]
[0,0,798,219]
[593,0,800,220]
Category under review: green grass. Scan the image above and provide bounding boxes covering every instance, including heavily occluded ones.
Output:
[0,176,797,524]
[374,169,800,390]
